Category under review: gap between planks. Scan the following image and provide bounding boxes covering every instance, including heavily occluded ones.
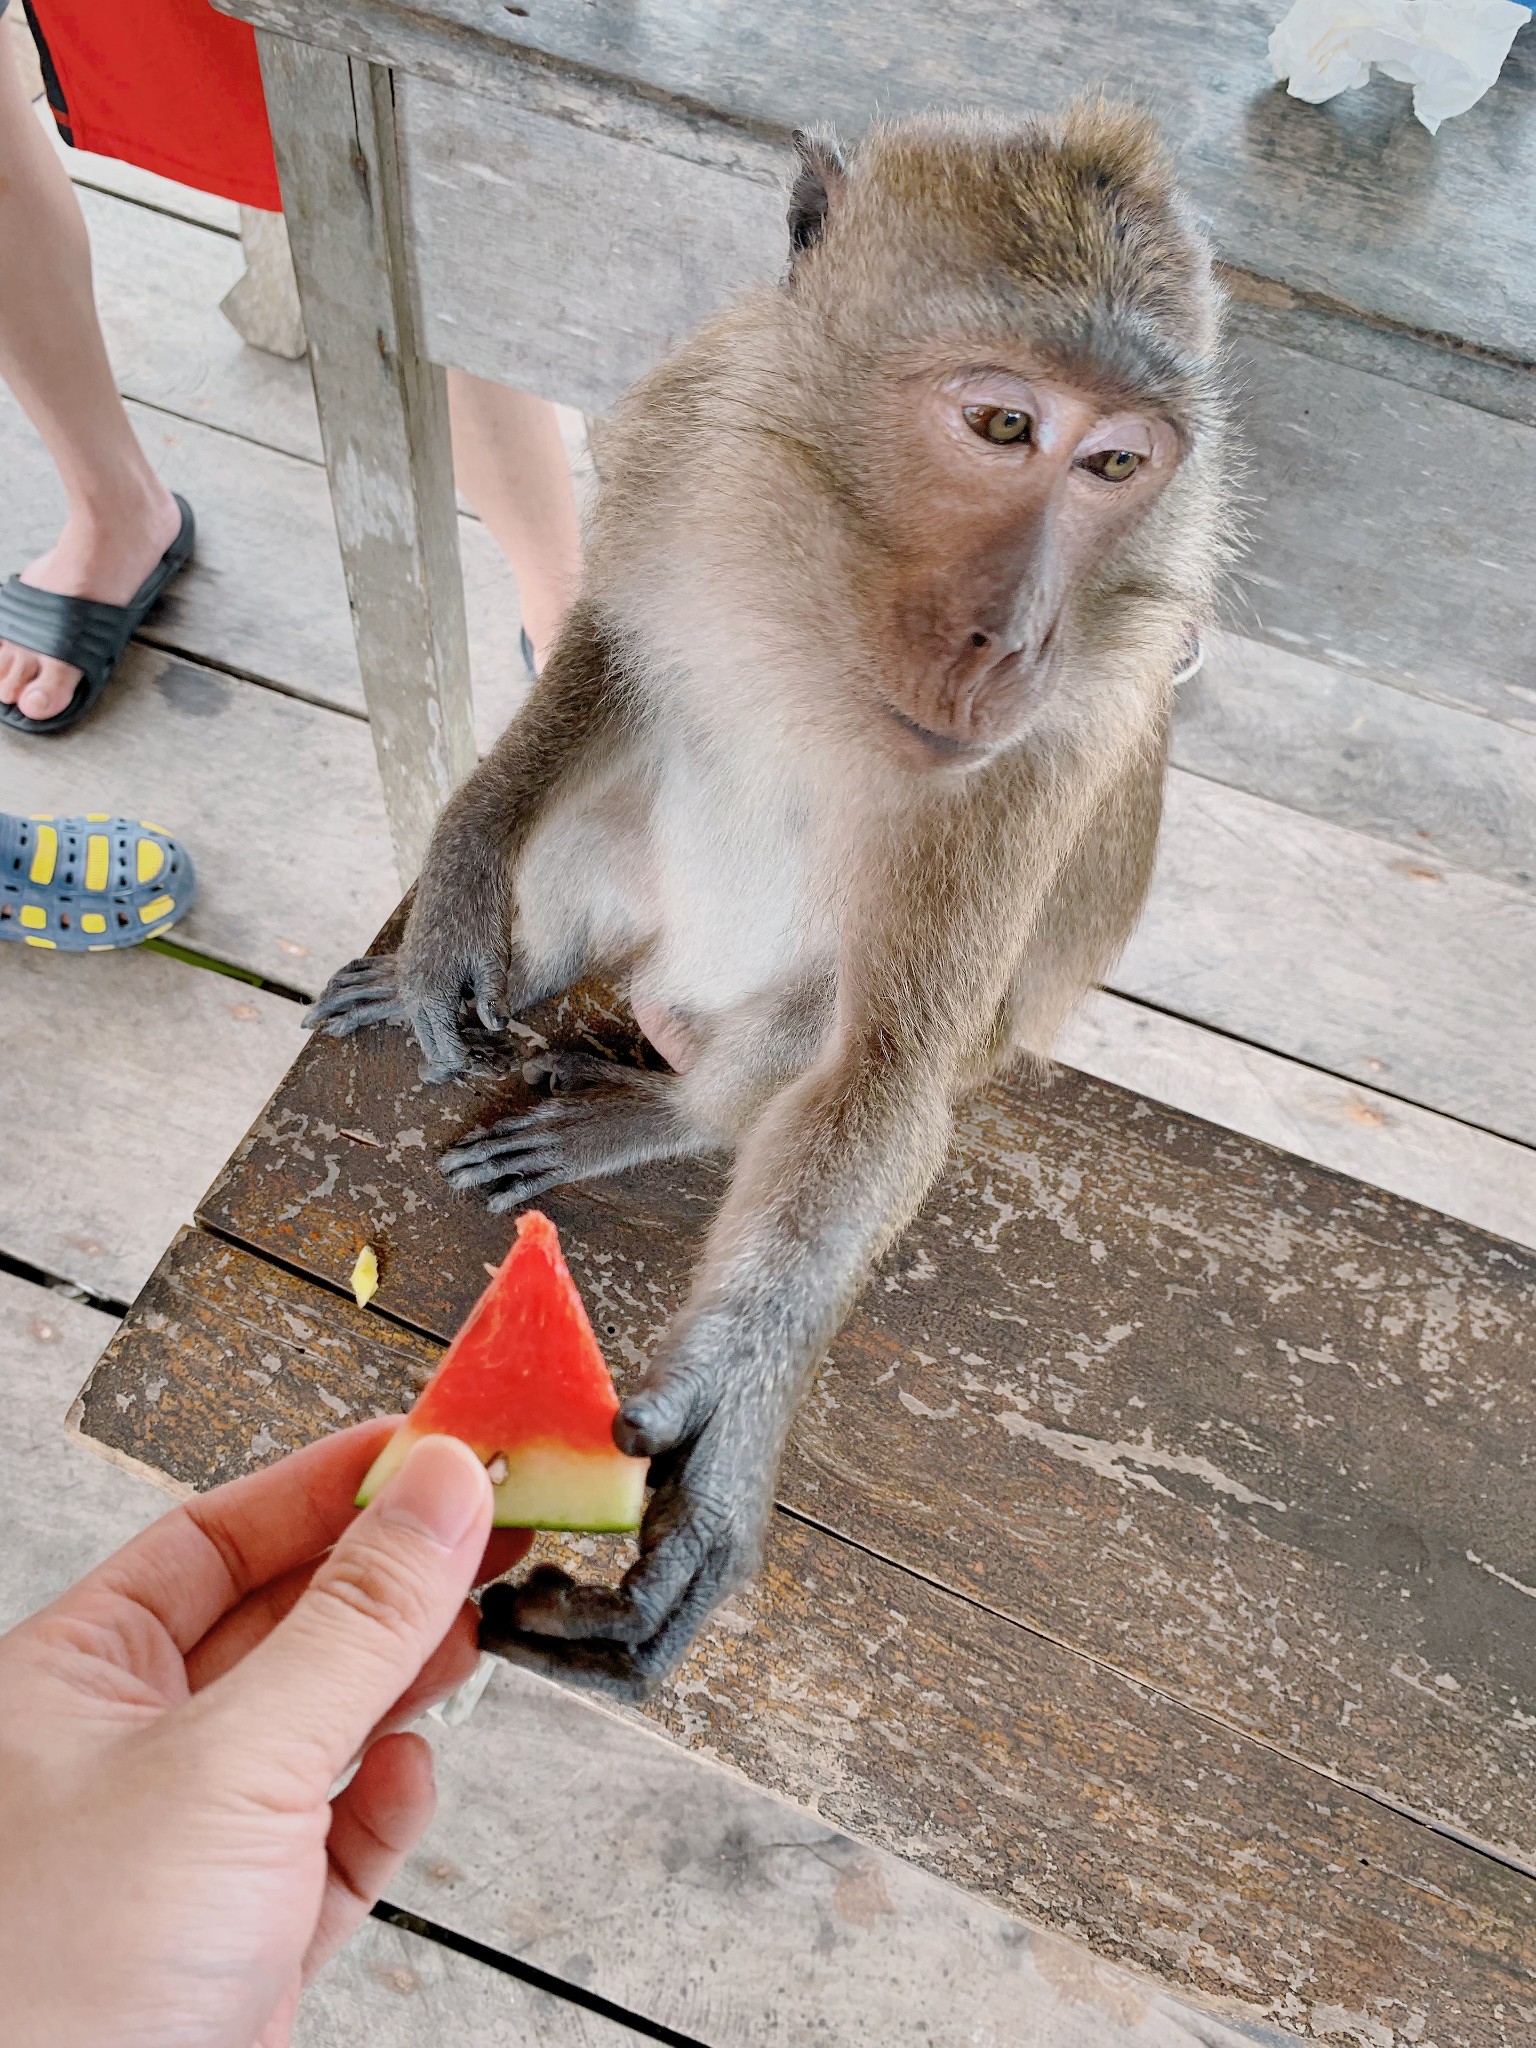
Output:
[19,1270,1290,2048]
[773,1491,1536,1888]
[178,1208,1536,1889]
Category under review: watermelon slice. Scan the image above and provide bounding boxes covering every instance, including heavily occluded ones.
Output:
[356,1211,648,1531]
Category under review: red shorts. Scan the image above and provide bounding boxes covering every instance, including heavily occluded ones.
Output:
[20,0,280,210]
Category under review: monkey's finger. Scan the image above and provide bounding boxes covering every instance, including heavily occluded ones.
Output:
[439,1101,592,1167]
[441,1147,561,1193]
[470,956,509,1034]
[509,1517,714,1647]
[484,1169,577,1214]
[614,1362,716,1459]
[477,1596,654,1702]
[631,1566,739,1687]
[306,958,397,1006]
[412,998,469,1080]
[324,956,396,987]
[303,983,392,1024]
[305,963,397,1012]
[312,998,406,1039]
[522,1051,622,1094]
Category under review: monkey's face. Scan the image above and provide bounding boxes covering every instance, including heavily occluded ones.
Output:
[772,107,1219,774]
[850,359,1185,773]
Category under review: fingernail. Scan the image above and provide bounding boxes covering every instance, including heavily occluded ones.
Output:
[375,1434,490,1550]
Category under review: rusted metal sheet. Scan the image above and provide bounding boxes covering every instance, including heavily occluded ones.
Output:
[75,1225,1536,2043]
[194,983,1536,1872]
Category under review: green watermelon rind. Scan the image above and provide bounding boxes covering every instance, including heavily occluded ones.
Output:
[355,1423,647,1532]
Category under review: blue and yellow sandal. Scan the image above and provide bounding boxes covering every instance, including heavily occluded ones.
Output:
[0,813,196,951]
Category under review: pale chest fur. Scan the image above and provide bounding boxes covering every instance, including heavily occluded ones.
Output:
[513,715,843,1042]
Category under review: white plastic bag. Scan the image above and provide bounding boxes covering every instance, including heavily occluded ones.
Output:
[1269,0,1532,131]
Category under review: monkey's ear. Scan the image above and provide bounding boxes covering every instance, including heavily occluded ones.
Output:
[787,128,847,265]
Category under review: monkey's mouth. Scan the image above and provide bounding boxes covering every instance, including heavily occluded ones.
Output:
[881,702,993,765]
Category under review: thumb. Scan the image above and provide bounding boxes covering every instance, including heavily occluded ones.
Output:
[198,1434,493,1793]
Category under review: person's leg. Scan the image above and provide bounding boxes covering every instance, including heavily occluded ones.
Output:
[446,370,582,668]
[0,23,181,721]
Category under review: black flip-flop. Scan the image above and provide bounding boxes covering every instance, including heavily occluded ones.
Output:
[0,494,195,737]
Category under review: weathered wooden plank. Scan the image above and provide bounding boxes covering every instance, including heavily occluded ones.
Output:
[1115,771,1536,1143]
[0,645,396,993]
[78,183,322,464]
[219,0,1536,360]
[191,993,1536,1869]
[77,1229,1535,2044]
[4,1277,1286,2048]
[1222,338,1536,727]
[1062,990,1536,1252]
[410,1661,1299,2048]
[0,945,305,1302]
[256,37,475,881]
[400,82,787,418]
[1172,634,1536,892]
[395,76,1536,730]
[1221,272,1536,434]
[0,1277,152,1629]
[0,385,531,736]
[222,204,308,360]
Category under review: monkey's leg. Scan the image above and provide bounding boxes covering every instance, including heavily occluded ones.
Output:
[439,977,833,1211]
[438,1053,710,1211]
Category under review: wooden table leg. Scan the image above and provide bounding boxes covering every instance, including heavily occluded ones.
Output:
[254,34,475,884]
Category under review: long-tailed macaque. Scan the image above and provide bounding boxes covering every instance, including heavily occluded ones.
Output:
[307,104,1228,1695]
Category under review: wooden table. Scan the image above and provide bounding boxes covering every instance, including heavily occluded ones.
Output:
[75,940,1536,2043]
[214,0,1536,877]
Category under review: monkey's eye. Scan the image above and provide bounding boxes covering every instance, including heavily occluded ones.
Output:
[1080,448,1143,482]
[963,405,1032,446]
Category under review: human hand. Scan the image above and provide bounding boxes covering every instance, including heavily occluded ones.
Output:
[0,1419,531,2048]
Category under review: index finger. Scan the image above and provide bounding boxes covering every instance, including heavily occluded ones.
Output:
[86,1417,403,1653]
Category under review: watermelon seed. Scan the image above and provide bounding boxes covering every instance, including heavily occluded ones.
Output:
[485,1454,510,1484]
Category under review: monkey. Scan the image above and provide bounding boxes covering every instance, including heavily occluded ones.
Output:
[305,103,1229,1697]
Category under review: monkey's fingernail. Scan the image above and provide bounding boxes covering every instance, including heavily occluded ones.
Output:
[615,1399,671,1456]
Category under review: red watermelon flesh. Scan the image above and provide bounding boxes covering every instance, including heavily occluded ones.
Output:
[356,1211,648,1530]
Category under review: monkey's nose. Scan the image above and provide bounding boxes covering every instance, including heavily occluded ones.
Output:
[954,627,1032,692]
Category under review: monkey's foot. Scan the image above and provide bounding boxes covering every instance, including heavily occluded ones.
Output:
[438,1052,695,1212]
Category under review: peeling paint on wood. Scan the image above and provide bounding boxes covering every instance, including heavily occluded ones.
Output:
[79,1227,1536,2043]
[185,968,1536,1870]
[73,933,1536,2040]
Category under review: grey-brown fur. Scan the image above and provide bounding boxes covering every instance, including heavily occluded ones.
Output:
[307,102,1229,1696]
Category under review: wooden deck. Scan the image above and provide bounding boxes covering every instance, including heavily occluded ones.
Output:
[4,11,1535,2042]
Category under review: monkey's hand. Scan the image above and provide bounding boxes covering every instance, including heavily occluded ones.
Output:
[304,835,521,1081]
[480,1325,782,1699]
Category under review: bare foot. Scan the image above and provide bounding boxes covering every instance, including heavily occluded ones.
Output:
[0,479,182,722]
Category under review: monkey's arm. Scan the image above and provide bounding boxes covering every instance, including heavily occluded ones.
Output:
[480,802,1043,1697]
[483,1023,958,1696]
[305,603,634,1078]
